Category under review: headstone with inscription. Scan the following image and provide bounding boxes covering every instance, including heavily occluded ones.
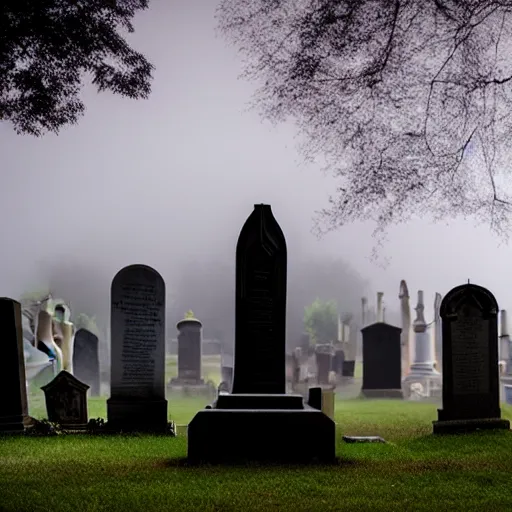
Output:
[73,328,100,396]
[361,322,403,398]
[433,283,510,434]
[0,298,28,433]
[188,204,335,463]
[41,371,89,430]
[107,264,167,432]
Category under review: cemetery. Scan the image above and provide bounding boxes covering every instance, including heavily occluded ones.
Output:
[1,204,512,511]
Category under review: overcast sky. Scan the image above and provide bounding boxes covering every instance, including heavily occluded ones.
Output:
[1,0,511,329]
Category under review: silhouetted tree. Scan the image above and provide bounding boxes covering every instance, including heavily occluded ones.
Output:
[1,0,152,135]
[303,298,338,344]
[217,1,512,240]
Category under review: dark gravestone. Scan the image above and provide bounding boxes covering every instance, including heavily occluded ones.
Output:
[342,360,356,377]
[170,316,204,385]
[332,349,345,376]
[0,298,28,433]
[361,323,403,398]
[315,344,334,385]
[41,371,89,430]
[188,204,335,463]
[73,329,100,396]
[107,264,167,432]
[231,205,287,395]
[433,284,510,434]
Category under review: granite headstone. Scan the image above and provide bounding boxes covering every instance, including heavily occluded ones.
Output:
[0,298,28,432]
[73,328,100,396]
[361,322,403,398]
[170,316,204,384]
[107,264,167,432]
[188,204,335,463]
[41,371,89,430]
[433,283,510,434]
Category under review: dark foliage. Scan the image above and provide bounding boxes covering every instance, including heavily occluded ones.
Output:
[0,0,152,135]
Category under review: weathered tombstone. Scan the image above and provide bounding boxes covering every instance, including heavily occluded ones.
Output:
[342,360,356,377]
[168,314,211,395]
[332,347,345,376]
[73,329,100,396]
[107,264,167,432]
[315,344,334,385]
[41,371,89,430]
[0,298,28,433]
[361,322,403,398]
[433,283,510,434]
[188,204,335,463]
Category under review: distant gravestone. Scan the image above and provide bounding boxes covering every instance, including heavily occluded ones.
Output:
[188,204,335,463]
[107,264,167,432]
[73,329,100,396]
[342,360,356,377]
[315,344,334,385]
[361,322,403,398]
[332,348,345,376]
[41,371,89,430]
[0,298,28,433]
[170,316,204,384]
[433,283,510,434]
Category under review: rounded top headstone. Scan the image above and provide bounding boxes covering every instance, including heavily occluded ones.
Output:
[440,283,498,318]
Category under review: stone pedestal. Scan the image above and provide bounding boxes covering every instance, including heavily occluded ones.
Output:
[168,315,212,396]
[403,291,442,399]
[188,394,335,463]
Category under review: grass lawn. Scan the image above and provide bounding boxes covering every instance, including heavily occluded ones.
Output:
[1,398,512,511]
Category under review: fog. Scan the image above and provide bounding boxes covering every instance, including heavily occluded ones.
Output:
[1,1,511,344]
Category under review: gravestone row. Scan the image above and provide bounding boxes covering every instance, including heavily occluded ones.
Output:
[0,205,509,452]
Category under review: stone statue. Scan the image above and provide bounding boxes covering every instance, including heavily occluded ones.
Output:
[20,294,76,383]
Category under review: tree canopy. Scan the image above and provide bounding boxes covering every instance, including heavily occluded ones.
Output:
[217,1,512,240]
[0,0,152,136]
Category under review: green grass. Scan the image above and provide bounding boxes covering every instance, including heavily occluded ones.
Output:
[2,398,512,511]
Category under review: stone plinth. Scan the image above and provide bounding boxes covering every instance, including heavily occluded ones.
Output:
[188,398,335,463]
